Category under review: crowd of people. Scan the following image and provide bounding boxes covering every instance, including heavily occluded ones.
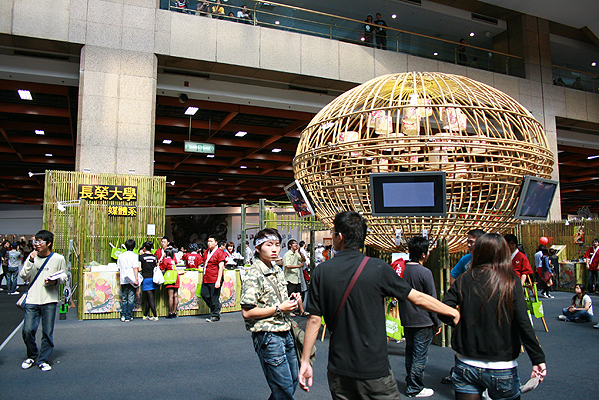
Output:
[172,0,253,23]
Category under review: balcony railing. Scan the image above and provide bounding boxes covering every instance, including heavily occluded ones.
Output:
[552,65,599,94]
[161,1,525,78]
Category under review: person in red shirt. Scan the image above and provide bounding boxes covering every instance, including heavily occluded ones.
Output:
[504,234,533,285]
[182,243,201,269]
[155,236,177,265]
[201,235,226,322]
[584,239,599,293]
[159,248,179,319]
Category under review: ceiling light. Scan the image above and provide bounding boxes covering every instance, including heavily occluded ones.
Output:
[18,90,32,100]
[469,32,475,37]
[45,153,52,157]
[275,21,280,25]
[392,14,397,19]
[360,37,365,41]
[162,139,172,144]
[592,62,597,67]
[588,155,599,160]
[272,148,281,153]
[235,131,247,137]
[170,181,176,186]
[185,107,198,115]
[240,165,247,169]
[207,154,215,158]
[433,52,438,56]
[35,130,45,135]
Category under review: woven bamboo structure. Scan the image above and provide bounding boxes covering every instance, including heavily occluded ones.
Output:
[293,72,554,253]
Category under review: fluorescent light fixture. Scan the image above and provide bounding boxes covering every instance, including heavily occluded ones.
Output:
[45,153,52,157]
[588,155,599,160]
[469,32,475,37]
[235,131,247,137]
[18,90,32,100]
[128,169,135,174]
[83,168,91,173]
[240,165,247,169]
[433,52,438,56]
[162,139,172,144]
[35,130,45,135]
[392,14,397,19]
[272,148,281,153]
[207,154,215,158]
[185,107,198,115]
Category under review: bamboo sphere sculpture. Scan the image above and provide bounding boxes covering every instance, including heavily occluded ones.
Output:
[293,72,554,253]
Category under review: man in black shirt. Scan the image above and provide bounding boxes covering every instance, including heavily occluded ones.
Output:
[400,237,441,398]
[374,13,388,50]
[299,211,459,399]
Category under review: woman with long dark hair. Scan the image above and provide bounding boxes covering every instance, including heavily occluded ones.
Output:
[160,247,179,319]
[240,228,300,399]
[440,233,546,400]
[139,241,159,320]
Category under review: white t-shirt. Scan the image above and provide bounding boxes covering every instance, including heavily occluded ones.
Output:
[117,251,139,285]
[574,294,593,316]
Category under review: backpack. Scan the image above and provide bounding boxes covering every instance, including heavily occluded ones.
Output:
[391,258,406,278]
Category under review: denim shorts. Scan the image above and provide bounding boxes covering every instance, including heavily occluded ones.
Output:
[452,358,520,400]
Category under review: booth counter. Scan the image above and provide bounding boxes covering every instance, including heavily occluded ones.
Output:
[82,269,241,320]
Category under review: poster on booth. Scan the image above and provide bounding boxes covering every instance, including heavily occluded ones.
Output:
[84,272,141,313]
[178,271,200,310]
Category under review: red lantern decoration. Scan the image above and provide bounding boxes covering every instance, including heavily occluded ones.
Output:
[539,237,549,245]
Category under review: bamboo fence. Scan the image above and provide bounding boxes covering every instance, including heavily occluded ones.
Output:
[42,171,166,320]
[294,72,554,254]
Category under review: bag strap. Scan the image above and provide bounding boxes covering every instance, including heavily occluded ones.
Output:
[26,252,54,292]
[330,256,369,333]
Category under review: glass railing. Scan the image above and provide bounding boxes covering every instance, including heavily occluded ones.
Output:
[552,65,599,94]
[160,1,524,78]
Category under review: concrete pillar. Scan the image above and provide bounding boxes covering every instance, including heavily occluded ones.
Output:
[75,0,157,175]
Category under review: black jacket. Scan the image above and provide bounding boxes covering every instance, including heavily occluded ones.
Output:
[439,269,545,365]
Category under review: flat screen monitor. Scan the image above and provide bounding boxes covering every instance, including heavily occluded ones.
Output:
[514,176,558,220]
[370,172,447,216]
[284,180,315,219]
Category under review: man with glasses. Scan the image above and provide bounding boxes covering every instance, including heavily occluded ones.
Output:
[20,230,67,372]
[299,211,459,399]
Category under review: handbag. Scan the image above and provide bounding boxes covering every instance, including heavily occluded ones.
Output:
[524,283,544,319]
[163,270,178,285]
[16,253,54,310]
[153,266,165,285]
[385,299,404,341]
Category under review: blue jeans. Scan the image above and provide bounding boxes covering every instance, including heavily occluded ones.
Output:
[562,307,593,322]
[6,267,18,293]
[22,302,58,364]
[121,283,136,320]
[252,330,298,400]
[404,326,434,395]
[452,358,520,400]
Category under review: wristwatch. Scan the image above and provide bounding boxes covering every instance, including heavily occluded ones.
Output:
[275,305,281,316]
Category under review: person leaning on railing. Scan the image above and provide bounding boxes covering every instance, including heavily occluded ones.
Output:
[196,1,210,17]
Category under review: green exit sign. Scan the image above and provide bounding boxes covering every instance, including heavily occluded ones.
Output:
[184,141,215,154]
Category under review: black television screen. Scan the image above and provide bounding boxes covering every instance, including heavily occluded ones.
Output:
[370,172,447,216]
[514,176,558,220]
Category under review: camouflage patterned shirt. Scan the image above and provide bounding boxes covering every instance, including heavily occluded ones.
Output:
[240,259,292,332]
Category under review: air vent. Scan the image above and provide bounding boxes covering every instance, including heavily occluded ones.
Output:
[289,85,328,95]
[471,13,498,26]
[398,0,422,5]
[13,50,70,61]
[162,69,210,79]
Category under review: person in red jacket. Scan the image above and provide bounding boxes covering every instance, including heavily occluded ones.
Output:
[182,243,201,269]
[201,235,226,322]
[584,239,599,293]
[504,234,533,286]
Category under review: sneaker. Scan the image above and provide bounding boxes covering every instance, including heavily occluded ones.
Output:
[121,316,126,322]
[558,315,568,321]
[21,358,35,369]
[593,323,599,329]
[548,294,555,299]
[0,287,4,291]
[410,388,434,397]
[149,316,158,321]
[540,293,549,298]
[38,363,52,372]
[206,317,213,322]
[124,318,130,322]
[142,316,147,320]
